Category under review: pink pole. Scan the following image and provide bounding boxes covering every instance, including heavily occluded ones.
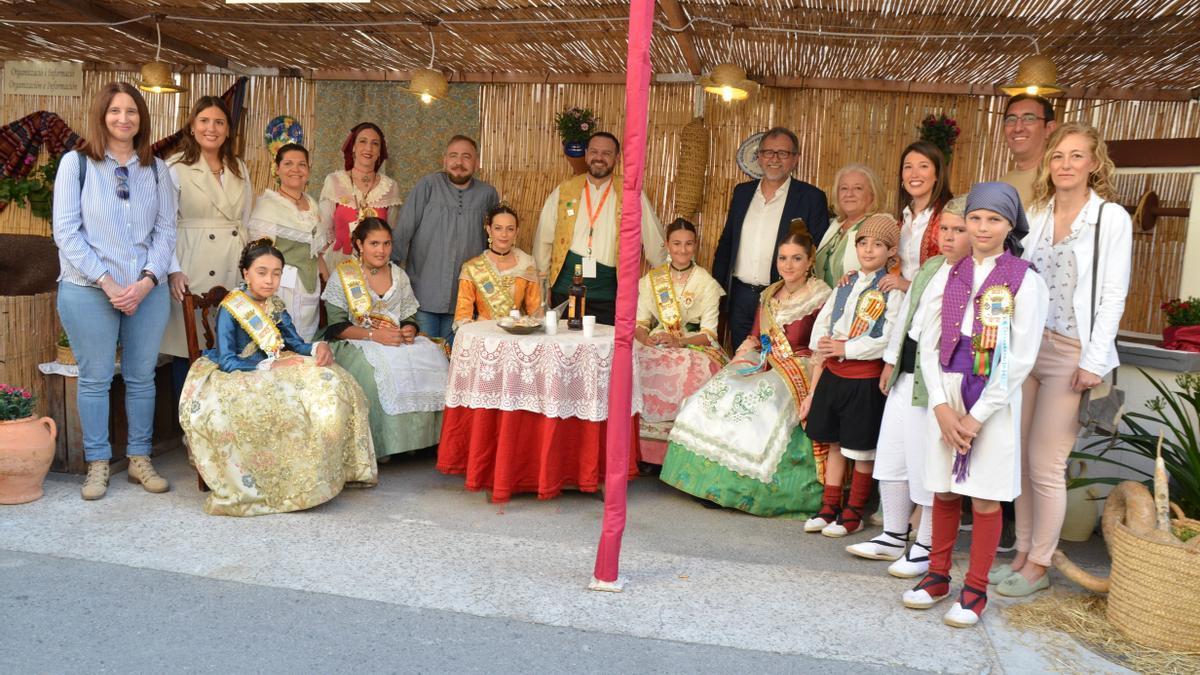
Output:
[592,0,653,584]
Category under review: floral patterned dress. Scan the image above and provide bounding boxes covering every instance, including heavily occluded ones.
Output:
[660,277,831,518]
[179,295,376,517]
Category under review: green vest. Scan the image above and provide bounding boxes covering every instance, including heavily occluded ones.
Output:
[887,255,946,406]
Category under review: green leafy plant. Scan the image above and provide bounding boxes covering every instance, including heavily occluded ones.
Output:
[0,383,35,421]
[919,114,960,162]
[1071,369,1200,518]
[554,107,599,144]
[0,154,59,220]
[57,330,70,348]
[1161,297,1200,327]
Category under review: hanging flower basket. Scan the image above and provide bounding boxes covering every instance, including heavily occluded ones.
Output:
[555,107,598,158]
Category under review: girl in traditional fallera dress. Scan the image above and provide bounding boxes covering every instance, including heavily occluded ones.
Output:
[846,197,970,577]
[453,204,542,329]
[801,216,904,538]
[660,221,831,517]
[179,239,377,517]
[323,218,449,460]
[635,219,727,465]
[903,182,1048,628]
[247,143,324,340]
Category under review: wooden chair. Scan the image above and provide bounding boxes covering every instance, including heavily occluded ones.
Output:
[181,286,229,492]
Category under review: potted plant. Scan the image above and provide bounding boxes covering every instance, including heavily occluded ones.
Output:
[0,383,57,504]
[555,107,598,162]
[56,330,75,365]
[1160,297,1200,352]
[919,114,961,163]
[1071,369,1200,520]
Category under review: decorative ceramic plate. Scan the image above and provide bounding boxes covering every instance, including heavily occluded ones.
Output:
[736,131,765,179]
[264,115,304,158]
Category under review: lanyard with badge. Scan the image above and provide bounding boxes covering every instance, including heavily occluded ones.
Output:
[580,181,612,279]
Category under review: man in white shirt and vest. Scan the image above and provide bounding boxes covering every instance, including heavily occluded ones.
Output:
[712,127,830,348]
[535,132,666,325]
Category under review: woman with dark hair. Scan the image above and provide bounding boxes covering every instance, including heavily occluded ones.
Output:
[161,96,253,365]
[887,140,954,293]
[53,81,177,501]
[179,239,376,517]
[318,122,403,270]
[660,220,832,517]
[633,218,727,465]
[322,218,448,460]
[453,203,541,329]
[247,143,323,339]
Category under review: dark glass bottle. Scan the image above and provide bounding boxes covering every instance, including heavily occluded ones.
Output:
[567,263,587,331]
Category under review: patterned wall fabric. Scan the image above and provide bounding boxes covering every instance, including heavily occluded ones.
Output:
[310,80,481,201]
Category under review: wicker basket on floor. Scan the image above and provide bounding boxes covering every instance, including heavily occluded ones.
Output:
[1055,482,1200,652]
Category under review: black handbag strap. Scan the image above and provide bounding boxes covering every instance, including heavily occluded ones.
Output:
[1088,202,1117,385]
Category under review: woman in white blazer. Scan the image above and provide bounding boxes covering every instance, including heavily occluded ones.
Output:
[994,122,1132,597]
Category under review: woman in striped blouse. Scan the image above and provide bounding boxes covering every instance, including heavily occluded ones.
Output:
[52,82,177,501]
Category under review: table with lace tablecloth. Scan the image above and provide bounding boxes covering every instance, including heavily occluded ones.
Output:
[436,320,641,502]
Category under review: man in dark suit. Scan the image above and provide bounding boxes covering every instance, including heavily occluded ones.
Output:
[712,127,830,349]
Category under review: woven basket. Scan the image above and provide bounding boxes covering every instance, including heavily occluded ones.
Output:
[56,344,75,365]
[673,117,710,220]
[1106,501,1200,652]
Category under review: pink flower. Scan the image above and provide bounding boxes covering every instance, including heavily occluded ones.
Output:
[580,123,590,131]
[21,391,31,399]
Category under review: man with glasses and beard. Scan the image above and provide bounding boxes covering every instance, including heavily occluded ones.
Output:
[712,127,829,348]
[393,135,499,342]
[535,131,666,325]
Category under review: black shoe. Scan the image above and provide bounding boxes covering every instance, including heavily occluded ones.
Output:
[996,517,1016,553]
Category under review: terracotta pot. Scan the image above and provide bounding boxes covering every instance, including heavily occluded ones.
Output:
[0,416,57,505]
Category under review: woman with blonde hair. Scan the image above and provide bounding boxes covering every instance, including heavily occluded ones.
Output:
[991,122,1132,597]
[813,163,894,287]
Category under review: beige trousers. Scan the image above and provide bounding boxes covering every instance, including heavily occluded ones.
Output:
[1016,330,1083,567]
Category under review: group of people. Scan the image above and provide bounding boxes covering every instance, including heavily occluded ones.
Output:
[52,81,1132,629]
[639,96,1131,630]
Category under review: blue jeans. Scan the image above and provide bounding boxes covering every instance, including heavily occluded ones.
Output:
[415,310,456,345]
[57,282,170,462]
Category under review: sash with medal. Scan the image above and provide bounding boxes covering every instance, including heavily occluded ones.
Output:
[220,290,284,360]
[759,282,811,410]
[849,289,887,338]
[648,264,684,336]
[972,285,1015,380]
[464,254,516,320]
[336,258,398,328]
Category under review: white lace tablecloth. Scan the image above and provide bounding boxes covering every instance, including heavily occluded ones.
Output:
[446,320,642,421]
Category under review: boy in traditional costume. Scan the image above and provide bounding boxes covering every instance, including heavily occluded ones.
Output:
[801,216,904,537]
[903,182,1048,628]
[847,197,969,577]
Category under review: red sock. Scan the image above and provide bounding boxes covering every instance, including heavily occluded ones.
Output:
[839,469,874,528]
[929,496,962,578]
[965,507,1003,610]
[818,483,842,520]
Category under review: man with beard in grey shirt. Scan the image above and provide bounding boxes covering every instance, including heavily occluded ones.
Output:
[393,135,499,343]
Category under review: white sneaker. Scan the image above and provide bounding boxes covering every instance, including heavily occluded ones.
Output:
[942,601,984,628]
[846,530,907,560]
[888,542,931,578]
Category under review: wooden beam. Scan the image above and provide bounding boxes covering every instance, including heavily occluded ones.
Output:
[657,0,703,76]
[45,0,235,70]
[1108,138,1200,168]
[763,75,1195,102]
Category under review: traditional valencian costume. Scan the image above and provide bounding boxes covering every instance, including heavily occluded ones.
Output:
[904,182,1048,628]
[660,276,831,517]
[247,189,325,339]
[635,261,727,463]
[323,258,448,458]
[179,289,377,517]
[452,247,542,329]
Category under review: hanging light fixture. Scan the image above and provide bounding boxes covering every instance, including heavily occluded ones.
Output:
[136,19,187,95]
[1000,53,1063,97]
[699,63,757,102]
[405,29,448,104]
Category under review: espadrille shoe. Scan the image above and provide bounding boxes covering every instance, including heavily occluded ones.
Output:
[127,456,169,493]
[80,461,109,500]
